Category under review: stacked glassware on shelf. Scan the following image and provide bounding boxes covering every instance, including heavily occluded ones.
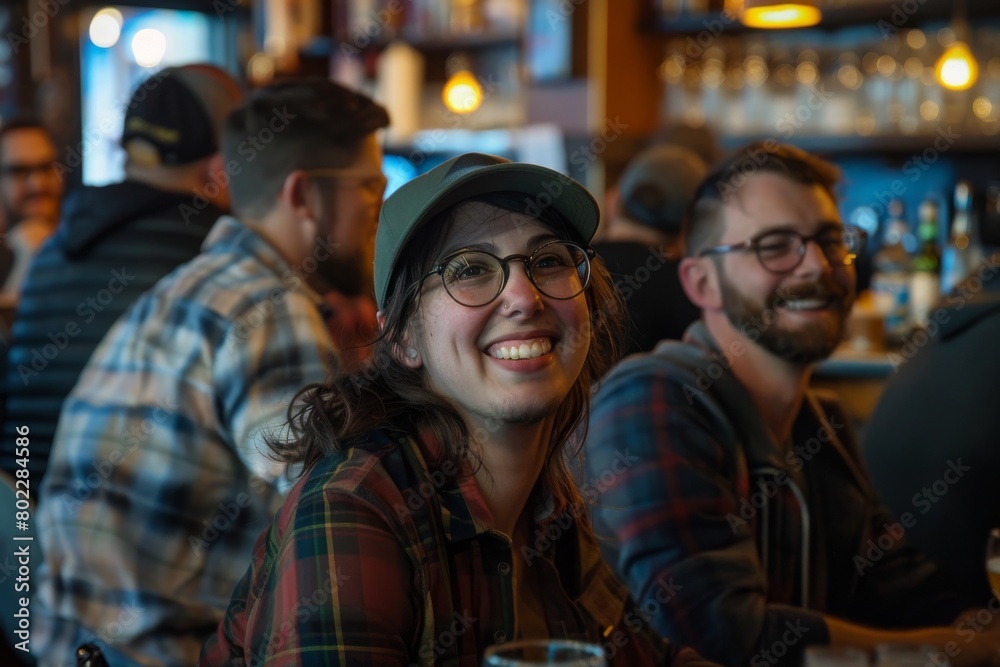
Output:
[657,25,1000,139]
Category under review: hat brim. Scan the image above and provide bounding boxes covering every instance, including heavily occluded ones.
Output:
[375,155,598,308]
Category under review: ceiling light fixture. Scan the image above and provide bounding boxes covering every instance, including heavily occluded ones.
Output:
[740,0,822,29]
[935,0,978,91]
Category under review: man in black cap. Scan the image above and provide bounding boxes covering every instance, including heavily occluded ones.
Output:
[593,144,706,357]
[1,64,243,487]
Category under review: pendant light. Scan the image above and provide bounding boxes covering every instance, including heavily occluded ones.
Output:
[935,0,979,91]
[740,0,822,29]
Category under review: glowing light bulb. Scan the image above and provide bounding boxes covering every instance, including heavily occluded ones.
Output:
[935,41,978,91]
[131,28,167,69]
[442,70,482,114]
[741,4,821,29]
[89,8,122,48]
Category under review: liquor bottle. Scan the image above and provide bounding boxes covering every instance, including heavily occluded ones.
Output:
[941,181,982,294]
[870,199,913,345]
[909,196,943,328]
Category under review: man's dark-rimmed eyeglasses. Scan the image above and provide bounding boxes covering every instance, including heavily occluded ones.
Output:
[698,225,866,274]
[0,162,58,181]
[416,239,594,307]
[303,168,387,198]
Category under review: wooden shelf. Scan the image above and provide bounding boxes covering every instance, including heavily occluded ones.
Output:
[304,29,519,57]
[718,133,1000,155]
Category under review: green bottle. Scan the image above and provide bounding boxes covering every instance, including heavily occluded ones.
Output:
[909,197,942,327]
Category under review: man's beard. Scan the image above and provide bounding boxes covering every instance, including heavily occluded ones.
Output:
[315,254,370,297]
[719,271,852,365]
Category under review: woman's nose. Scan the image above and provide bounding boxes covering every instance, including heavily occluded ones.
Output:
[498,260,543,316]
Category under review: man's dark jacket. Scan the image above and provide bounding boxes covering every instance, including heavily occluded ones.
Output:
[592,240,700,357]
[1,180,223,486]
[865,257,1000,609]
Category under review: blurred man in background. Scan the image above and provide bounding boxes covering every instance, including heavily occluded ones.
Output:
[0,118,63,293]
[593,144,705,356]
[1,64,242,488]
[34,78,389,667]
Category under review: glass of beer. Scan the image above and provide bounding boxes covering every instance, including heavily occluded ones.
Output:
[483,640,606,666]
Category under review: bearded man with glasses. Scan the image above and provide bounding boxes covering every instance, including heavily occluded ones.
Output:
[583,142,998,666]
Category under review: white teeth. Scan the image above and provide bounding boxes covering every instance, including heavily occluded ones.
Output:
[491,338,553,360]
[783,298,828,310]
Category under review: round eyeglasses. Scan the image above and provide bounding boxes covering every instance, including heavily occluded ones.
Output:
[698,225,866,274]
[417,240,594,307]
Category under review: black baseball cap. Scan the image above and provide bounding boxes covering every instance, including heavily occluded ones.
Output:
[374,153,599,309]
[121,64,243,166]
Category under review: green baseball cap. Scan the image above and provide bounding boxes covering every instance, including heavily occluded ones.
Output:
[374,152,599,309]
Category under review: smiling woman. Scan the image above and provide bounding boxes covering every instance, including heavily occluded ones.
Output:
[200,153,718,667]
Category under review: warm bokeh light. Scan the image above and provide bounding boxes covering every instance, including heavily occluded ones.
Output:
[796,61,818,86]
[659,55,685,83]
[248,52,275,85]
[973,96,993,120]
[935,41,979,90]
[838,65,863,89]
[920,100,940,120]
[741,4,822,29]
[745,55,769,87]
[855,115,876,136]
[904,57,924,78]
[906,29,926,50]
[131,28,167,68]
[876,55,897,77]
[442,70,482,114]
[89,8,122,48]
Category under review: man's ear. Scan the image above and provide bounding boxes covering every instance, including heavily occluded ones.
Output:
[279,169,321,247]
[679,256,722,310]
[282,170,321,224]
